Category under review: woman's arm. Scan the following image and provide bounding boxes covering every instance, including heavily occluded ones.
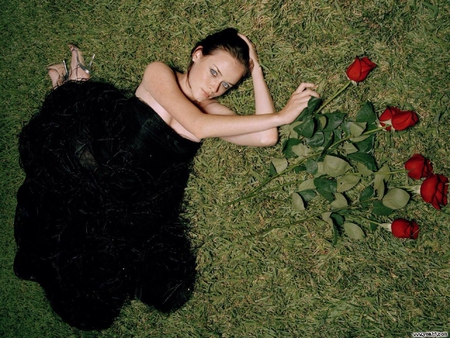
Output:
[216,34,278,146]
[140,62,318,140]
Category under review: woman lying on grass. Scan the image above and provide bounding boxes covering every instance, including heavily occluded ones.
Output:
[14,28,318,330]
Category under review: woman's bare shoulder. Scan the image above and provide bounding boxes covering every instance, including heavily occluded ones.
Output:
[138,62,179,98]
[144,61,175,78]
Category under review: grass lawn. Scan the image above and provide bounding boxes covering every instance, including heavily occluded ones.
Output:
[1,0,449,337]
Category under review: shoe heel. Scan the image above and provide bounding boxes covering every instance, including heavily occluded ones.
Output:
[79,54,95,74]
[69,44,94,75]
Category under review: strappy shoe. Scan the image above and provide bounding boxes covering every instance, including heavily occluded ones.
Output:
[47,60,69,88]
[69,43,95,80]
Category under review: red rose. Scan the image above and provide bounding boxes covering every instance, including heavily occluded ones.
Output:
[379,106,399,130]
[404,154,433,180]
[391,219,419,239]
[379,106,419,131]
[391,110,419,130]
[420,174,449,210]
[346,56,377,82]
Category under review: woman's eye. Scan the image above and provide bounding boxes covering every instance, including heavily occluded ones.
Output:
[210,69,217,76]
[222,82,230,89]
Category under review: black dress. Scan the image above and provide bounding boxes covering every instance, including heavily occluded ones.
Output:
[13,81,201,330]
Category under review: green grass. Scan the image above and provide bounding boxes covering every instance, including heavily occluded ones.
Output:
[1,0,449,337]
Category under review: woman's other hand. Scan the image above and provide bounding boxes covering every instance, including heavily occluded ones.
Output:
[238,33,260,72]
[280,83,319,124]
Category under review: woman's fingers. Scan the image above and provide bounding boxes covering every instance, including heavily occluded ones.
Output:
[292,89,320,102]
[295,82,317,93]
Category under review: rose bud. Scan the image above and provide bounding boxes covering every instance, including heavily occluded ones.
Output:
[391,219,420,239]
[420,174,449,210]
[391,110,419,131]
[404,154,434,180]
[346,56,377,82]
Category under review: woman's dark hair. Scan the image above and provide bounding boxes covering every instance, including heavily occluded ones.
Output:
[188,28,251,79]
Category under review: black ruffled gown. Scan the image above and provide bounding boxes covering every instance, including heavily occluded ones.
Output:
[13,81,201,330]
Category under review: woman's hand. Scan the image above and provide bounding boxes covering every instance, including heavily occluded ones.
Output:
[238,33,260,72]
[280,83,320,124]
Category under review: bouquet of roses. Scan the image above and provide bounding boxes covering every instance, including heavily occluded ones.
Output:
[235,57,448,243]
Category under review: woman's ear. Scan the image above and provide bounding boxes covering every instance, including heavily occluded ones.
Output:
[192,47,203,62]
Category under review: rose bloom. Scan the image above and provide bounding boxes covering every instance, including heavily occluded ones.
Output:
[420,174,449,210]
[346,56,377,82]
[391,219,419,239]
[404,154,433,180]
[379,106,419,131]
[391,110,419,130]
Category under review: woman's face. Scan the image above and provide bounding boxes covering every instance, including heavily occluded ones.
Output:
[188,48,246,102]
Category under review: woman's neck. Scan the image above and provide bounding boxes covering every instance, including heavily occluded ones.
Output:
[176,71,195,102]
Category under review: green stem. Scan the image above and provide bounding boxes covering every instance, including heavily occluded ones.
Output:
[225,152,320,206]
[346,215,385,226]
[326,125,387,152]
[316,81,352,114]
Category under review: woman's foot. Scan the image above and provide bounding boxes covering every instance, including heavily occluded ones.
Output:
[47,61,68,88]
[68,44,93,81]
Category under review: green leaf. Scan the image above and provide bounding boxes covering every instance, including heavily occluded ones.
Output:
[321,131,334,153]
[373,174,386,199]
[353,135,375,153]
[373,164,390,199]
[372,200,393,216]
[348,152,378,171]
[360,186,374,201]
[323,155,352,177]
[382,188,410,209]
[293,118,316,138]
[369,221,378,231]
[348,122,367,137]
[305,159,318,175]
[356,101,376,124]
[299,189,317,202]
[316,162,325,176]
[291,143,311,158]
[305,131,325,147]
[343,222,365,239]
[356,162,373,176]
[282,138,302,158]
[331,193,348,209]
[296,96,323,121]
[298,179,316,191]
[330,213,345,226]
[292,193,305,211]
[323,112,347,131]
[307,96,323,113]
[314,176,337,202]
[343,142,359,155]
[317,115,327,130]
[270,158,288,174]
[294,164,306,173]
[376,164,392,181]
[322,212,333,226]
[337,174,361,192]
[323,212,340,246]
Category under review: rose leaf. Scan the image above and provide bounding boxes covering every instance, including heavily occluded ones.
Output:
[323,155,352,177]
[382,188,410,209]
[348,152,378,171]
[343,222,365,239]
[292,193,305,211]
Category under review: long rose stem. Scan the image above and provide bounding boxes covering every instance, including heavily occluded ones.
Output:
[316,81,352,114]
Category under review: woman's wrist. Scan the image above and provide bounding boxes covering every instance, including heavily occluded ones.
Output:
[251,63,262,74]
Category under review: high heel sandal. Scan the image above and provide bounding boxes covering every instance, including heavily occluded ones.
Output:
[47,60,69,87]
[69,43,95,78]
